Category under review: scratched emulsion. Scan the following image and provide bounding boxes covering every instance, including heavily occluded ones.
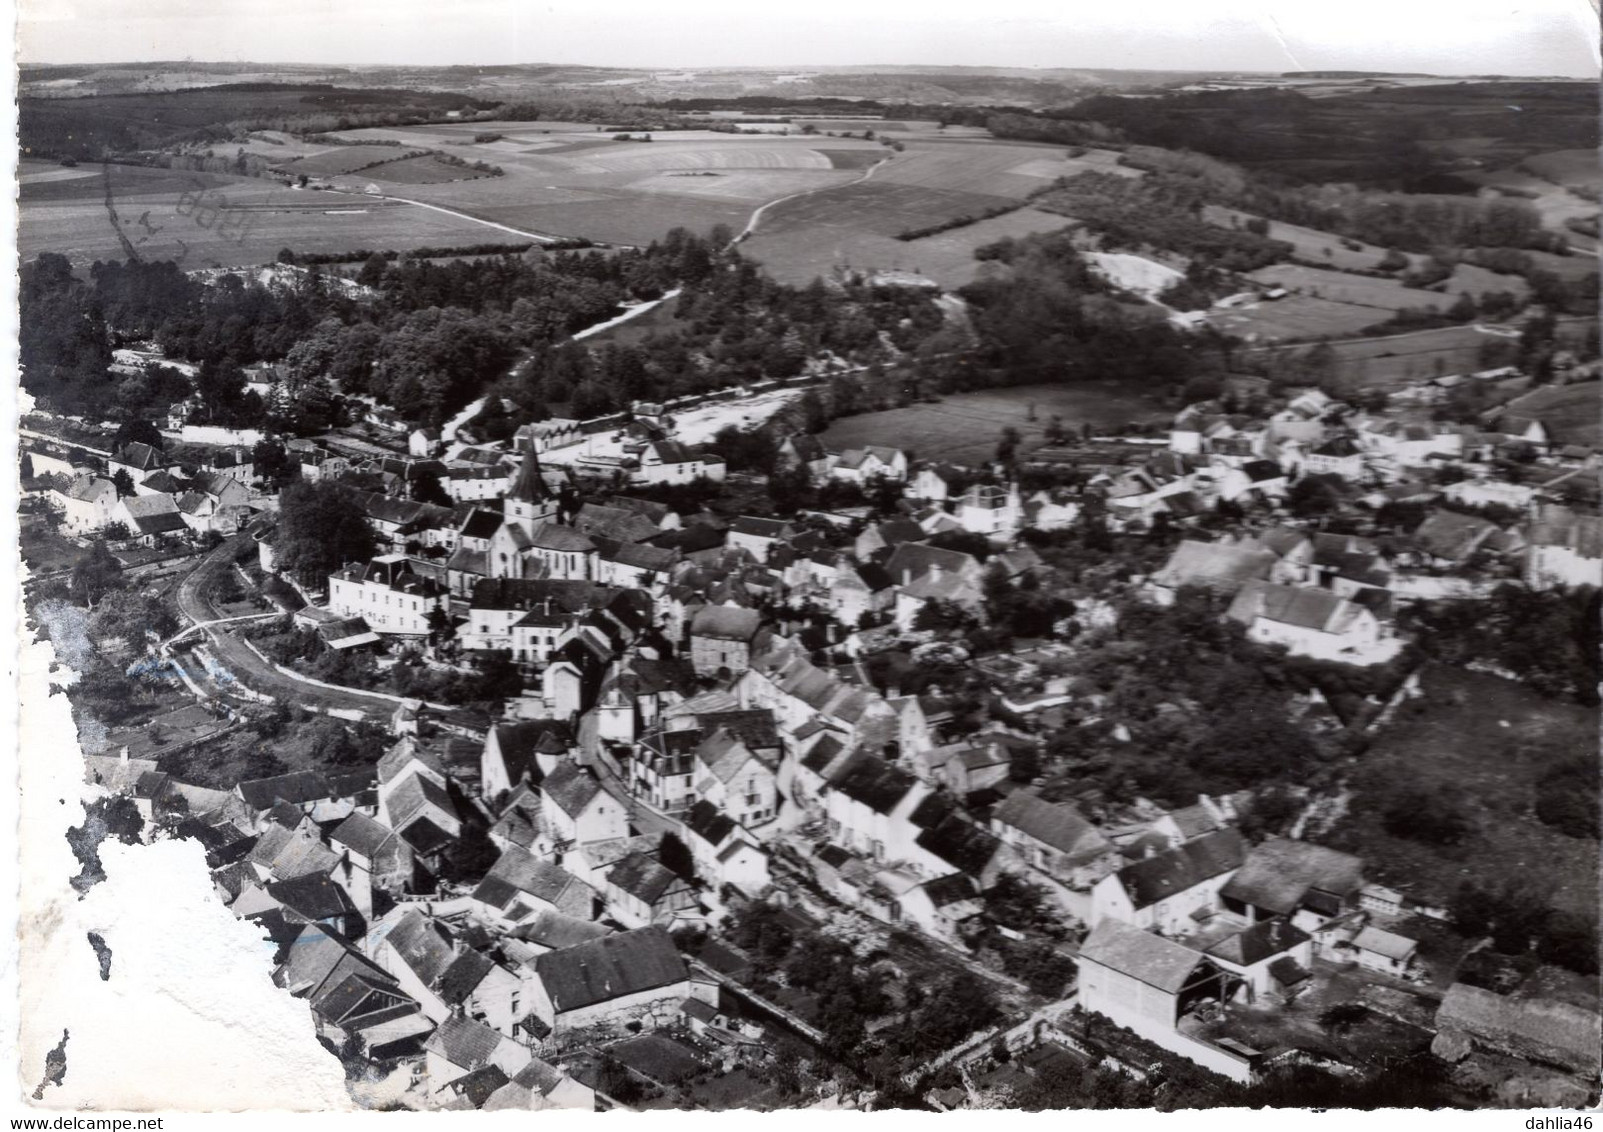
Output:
[32,1030,69,1101]
[86,932,112,981]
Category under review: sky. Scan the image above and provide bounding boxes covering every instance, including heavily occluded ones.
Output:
[15,0,1602,76]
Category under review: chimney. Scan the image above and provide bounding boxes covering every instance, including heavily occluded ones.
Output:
[119,746,128,764]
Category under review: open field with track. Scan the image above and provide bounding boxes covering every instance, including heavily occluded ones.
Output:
[819,382,1169,464]
[17,160,505,267]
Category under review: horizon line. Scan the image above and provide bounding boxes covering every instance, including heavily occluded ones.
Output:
[16,59,1596,80]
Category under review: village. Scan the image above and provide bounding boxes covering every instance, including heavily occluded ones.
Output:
[20,301,1603,1110]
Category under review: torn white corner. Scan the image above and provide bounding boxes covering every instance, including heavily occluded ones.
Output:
[17,625,351,1110]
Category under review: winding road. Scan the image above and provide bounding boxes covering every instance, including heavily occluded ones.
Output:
[173,534,402,719]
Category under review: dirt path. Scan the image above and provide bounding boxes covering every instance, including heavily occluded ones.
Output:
[733,154,891,245]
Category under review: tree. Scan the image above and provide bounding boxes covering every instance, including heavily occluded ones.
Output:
[356,252,389,289]
[253,440,299,491]
[273,481,378,585]
[112,420,164,451]
[472,651,525,702]
[1286,473,1345,518]
[658,831,695,881]
[410,470,449,506]
[443,822,499,883]
[997,426,1022,465]
[70,541,125,608]
[111,468,135,498]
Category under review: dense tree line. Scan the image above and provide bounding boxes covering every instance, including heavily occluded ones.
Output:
[1035,171,1294,272]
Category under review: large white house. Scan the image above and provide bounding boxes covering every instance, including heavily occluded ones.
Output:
[327,555,445,637]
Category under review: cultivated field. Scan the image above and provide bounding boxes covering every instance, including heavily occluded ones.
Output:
[1520,149,1602,191]
[869,139,1073,198]
[361,154,501,185]
[1497,380,1602,448]
[1247,264,1453,311]
[819,382,1168,464]
[1241,319,1592,389]
[1203,294,1396,340]
[279,145,422,176]
[18,163,507,268]
[293,127,893,245]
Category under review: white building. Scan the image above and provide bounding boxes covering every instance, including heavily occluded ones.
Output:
[327,555,444,637]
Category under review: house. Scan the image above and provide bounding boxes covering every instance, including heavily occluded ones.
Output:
[52,474,118,535]
[409,428,442,457]
[725,516,795,562]
[913,811,1016,889]
[829,445,908,485]
[896,873,985,947]
[776,434,835,480]
[683,801,770,897]
[1219,838,1364,935]
[481,720,573,800]
[1308,532,1390,597]
[601,851,697,928]
[1090,828,1248,933]
[991,792,1119,891]
[1303,435,1365,479]
[472,845,598,922]
[630,728,702,815]
[514,419,583,455]
[830,562,897,629]
[113,493,190,545]
[108,441,177,487]
[955,482,1023,540]
[1225,581,1386,663]
[1201,918,1314,1003]
[634,440,724,486]
[1147,540,1277,605]
[445,464,515,502]
[688,605,763,678]
[481,1057,596,1111]
[328,555,444,637]
[1525,507,1603,590]
[1348,925,1419,977]
[816,752,926,865]
[422,1015,534,1093]
[275,924,431,1062]
[907,465,960,503]
[541,761,628,847]
[692,727,779,829]
[528,926,691,1036]
[1412,510,1502,566]
[175,472,253,536]
[1077,919,1235,1061]
[853,518,928,562]
[327,812,410,917]
[885,543,986,631]
[371,910,524,1034]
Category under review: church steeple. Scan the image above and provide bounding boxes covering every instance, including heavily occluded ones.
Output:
[505,444,556,528]
[509,445,550,504]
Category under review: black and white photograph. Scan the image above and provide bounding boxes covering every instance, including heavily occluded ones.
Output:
[7,0,1601,1116]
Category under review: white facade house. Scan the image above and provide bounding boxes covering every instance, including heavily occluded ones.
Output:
[53,474,118,535]
[1225,581,1387,664]
[327,555,443,637]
